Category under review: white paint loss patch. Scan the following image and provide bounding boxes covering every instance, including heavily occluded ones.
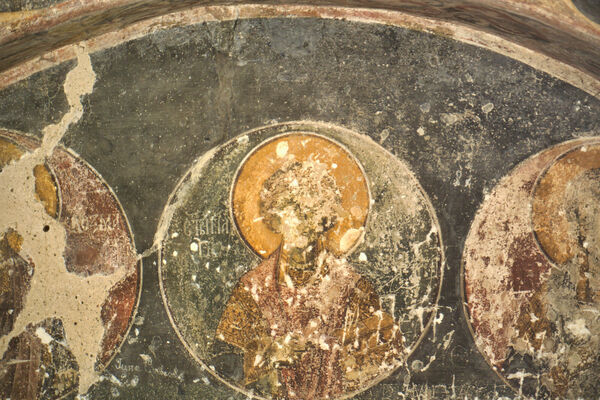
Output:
[481,102,494,113]
[566,319,591,338]
[35,327,54,344]
[276,141,289,158]
[339,228,363,253]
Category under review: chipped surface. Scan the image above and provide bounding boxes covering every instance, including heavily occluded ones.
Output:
[159,123,442,399]
[0,8,598,399]
[464,138,600,397]
[0,47,140,398]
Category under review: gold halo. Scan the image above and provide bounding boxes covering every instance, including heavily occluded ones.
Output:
[0,136,59,218]
[231,133,370,258]
[532,142,600,264]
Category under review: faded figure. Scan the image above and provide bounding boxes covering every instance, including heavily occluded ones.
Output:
[217,159,401,399]
[515,168,600,398]
[541,168,600,397]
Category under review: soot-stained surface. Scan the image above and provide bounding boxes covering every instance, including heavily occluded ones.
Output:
[0,0,64,12]
[0,16,598,399]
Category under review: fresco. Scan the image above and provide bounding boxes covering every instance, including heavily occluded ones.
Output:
[159,122,443,399]
[0,129,140,399]
[0,6,599,398]
[463,138,600,398]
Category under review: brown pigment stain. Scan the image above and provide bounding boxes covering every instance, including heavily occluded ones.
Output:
[508,234,551,292]
[99,272,138,365]
[33,163,58,218]
[0,230,32,338]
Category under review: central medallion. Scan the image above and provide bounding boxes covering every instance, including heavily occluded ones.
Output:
[158,122,443,399]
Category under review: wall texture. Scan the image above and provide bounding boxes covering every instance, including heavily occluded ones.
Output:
[0,2,599,399]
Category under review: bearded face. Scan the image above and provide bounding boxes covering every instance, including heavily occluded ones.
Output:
[259,160,342,250]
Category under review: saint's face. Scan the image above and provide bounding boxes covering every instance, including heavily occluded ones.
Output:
[264,203,337,251]
[260,160,342,254]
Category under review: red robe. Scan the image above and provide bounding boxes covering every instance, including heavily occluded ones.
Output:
[217,249,398,399]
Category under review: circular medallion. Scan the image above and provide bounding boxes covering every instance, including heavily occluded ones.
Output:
[159,121,443,400]
[231,134,370,258]
[463,137,600,398]
[0,131,141,398]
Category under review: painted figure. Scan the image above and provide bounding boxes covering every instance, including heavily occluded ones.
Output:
[463,140,600,399]
[0,134,139,398]
[217,137,402,399]
[516,165,600,397]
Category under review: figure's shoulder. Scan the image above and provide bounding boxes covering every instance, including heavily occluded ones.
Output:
[239,250,279,288]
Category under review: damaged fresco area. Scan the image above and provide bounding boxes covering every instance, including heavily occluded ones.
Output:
[0,52,140,399]
[0,10,599,399]
[463,138,600,398]
[159,122,442,400]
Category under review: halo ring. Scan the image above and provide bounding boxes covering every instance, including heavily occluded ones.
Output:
[230,132,371,258]
[532,141,600,265]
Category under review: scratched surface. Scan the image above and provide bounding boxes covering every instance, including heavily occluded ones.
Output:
[0,15,598,399]
[159,124,442,399]
[0,127,140,398]
[464,139,600,398]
